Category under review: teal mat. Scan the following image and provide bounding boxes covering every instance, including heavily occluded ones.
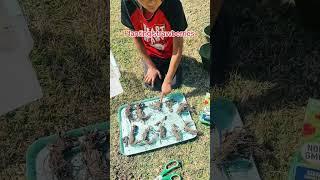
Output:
[26,122,108,180]
[118,93,197,156]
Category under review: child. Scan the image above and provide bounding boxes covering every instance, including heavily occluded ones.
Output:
[121,0,188,96]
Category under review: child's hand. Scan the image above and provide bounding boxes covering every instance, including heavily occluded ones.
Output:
[144,67,162,87]
[161,81,172,96]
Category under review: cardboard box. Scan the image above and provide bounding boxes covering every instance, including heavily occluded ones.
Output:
[290,99,320,179]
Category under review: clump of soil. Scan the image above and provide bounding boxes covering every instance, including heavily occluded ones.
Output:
[48,132,77,179]
[46,130,108,180]
[213,127,272,168]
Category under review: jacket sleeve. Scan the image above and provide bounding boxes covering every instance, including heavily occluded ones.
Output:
[121,0,135,30]
[163,0,188,31]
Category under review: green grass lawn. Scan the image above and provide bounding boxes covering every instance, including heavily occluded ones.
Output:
[0,0,107,178]
[110,0,210,179]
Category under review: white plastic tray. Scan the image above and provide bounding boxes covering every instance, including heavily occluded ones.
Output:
[118,93,197,156]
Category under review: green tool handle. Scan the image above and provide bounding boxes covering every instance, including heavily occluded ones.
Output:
[162,173,182,180]
[160,160,181,176]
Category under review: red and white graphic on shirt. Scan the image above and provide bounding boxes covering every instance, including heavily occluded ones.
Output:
[143,23,166,50]
[130,9,173,59]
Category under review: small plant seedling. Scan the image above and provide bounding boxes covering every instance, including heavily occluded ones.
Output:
[165,99,176,112]
[122,136,129,147]
[177,102,197,116]
[150,100,162,111]
[125,104,134,123]
[171,124,182,141]
[129,125,138,145]
[184,122,198,135]
[158,124,167,139]
[136,103,150,122]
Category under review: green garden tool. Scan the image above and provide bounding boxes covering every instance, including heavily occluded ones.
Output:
[154,160,182,180]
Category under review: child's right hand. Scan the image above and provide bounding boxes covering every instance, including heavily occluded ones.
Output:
[144,67,162,87]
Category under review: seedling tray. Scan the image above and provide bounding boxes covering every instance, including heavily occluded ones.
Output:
[26,122,108,180]
[212,99,261,180]
[118,93,197,156]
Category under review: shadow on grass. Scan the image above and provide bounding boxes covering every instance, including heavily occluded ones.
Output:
[223,0,320,117]
[119,71,145,96]
[181,55,210,98]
